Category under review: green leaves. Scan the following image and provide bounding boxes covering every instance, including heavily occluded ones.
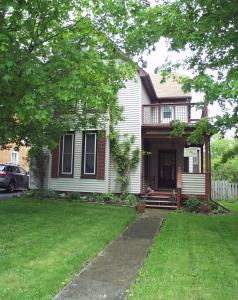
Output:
[0,0,145,149]
[211,134,238,183]
[188,117,218,145]
[110,129,140,196]
[131,0,238,135]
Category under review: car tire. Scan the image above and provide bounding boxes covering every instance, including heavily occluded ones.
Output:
[7,181,15,193]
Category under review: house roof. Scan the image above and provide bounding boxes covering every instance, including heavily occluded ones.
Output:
[139,69,191,102]
[150,74,191,99]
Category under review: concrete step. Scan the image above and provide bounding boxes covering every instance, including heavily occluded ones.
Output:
[141,195,171,199]
[150,191,176,196]
[146,204,177,209]
[145,199,176,204]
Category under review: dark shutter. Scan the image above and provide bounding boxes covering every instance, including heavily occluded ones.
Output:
[51,144,60,178]
[97,131,106,179]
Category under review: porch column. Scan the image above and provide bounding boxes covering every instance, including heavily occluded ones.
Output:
[141,139,145,194]
[204,135,211,201]
[176,166,182,208]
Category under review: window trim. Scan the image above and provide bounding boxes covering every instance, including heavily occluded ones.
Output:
[84,132,97,175]
[59,132,75,177]
[11,151,19,165]
[81,131,98,179]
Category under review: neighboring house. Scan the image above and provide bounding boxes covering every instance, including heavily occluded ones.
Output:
[30,69,211,208]
[0,145,29,170]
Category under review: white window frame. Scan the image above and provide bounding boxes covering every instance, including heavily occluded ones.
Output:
[11,151,19,165]
[161,105,174,123]
[84,132,97,175]
[61,133,74,175]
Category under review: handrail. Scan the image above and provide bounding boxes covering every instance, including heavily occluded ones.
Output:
[143,102,198,107]
[142,102,203,125]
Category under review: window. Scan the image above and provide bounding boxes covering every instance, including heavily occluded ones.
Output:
[161,106,174,123]
[193,156,198,173]
[163,106,172,119]
[84,132,97,175]
[60,133,74,176]
[11,151,18,164]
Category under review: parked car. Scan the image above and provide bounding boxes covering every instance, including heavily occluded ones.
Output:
[0,164,29,192]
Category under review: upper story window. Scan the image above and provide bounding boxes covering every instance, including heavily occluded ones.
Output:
[60,133,74,176]
[162,106,173,119]
[83,132,97,175]
[11,151,18,165]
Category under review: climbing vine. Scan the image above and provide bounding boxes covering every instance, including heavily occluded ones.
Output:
[109,128,140,198]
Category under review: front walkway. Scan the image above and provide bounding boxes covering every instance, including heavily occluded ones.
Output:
[54,209,168,300]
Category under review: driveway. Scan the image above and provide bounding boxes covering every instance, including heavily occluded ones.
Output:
[0,189,22,200]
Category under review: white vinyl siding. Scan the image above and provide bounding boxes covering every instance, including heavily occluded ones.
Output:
[141,82,151,104]
[31,75,142,194]
[182,173,206,195]
[109,76,142,194]
[48,131,108,193]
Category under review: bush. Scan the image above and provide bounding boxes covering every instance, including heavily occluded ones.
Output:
[99,192,115,202]
[66,192,82,201]
[184,197,201,213]
[25,189,58,199]
[125,194,138,204]
[210,201,219,210]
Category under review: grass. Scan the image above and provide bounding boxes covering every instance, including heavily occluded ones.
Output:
[128,203,238,300]
[0,198,135,300]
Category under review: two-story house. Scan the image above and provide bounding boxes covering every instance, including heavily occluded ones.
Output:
[31,69,211,208]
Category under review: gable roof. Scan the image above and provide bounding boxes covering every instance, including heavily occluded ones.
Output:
[139,69,191,102]
[150,74,192,99]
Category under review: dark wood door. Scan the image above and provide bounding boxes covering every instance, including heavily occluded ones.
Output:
[158,150,176,188]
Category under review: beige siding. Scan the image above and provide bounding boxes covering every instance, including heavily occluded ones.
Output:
[109,76,142,194]
[182,173,206,195]
[0,145,29,170]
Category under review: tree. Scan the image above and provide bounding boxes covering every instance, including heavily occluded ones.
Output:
[211,134,238,182]
[131,0,238,135]
[0,0,150,150]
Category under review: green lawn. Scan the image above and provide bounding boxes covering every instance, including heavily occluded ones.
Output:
[0,198,135,300]
[128,203,238,300]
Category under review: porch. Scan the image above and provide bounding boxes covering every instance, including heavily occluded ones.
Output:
[141,134,211,209]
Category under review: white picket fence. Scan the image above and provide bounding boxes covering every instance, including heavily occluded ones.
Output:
[212,181,238,200]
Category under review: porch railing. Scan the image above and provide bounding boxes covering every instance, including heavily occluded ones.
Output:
[142,103,204,126]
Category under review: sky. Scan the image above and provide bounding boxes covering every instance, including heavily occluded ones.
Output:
[144,38,204,102]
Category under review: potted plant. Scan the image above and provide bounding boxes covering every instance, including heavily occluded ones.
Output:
[135,199,146,213]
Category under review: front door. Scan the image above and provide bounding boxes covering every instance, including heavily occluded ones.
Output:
[158,150,176,188]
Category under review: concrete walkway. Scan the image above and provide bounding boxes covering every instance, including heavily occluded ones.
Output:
[54,209,168,300]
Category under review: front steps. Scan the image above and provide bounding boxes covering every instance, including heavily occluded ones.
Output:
[141,191,177,209]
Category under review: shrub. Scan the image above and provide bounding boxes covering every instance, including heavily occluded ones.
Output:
[99,192,115,202]
[26,189,58,199]
[210,201,219,210]
[125,194,138,204]
[66,192,82,201]
[184,197,201,213]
